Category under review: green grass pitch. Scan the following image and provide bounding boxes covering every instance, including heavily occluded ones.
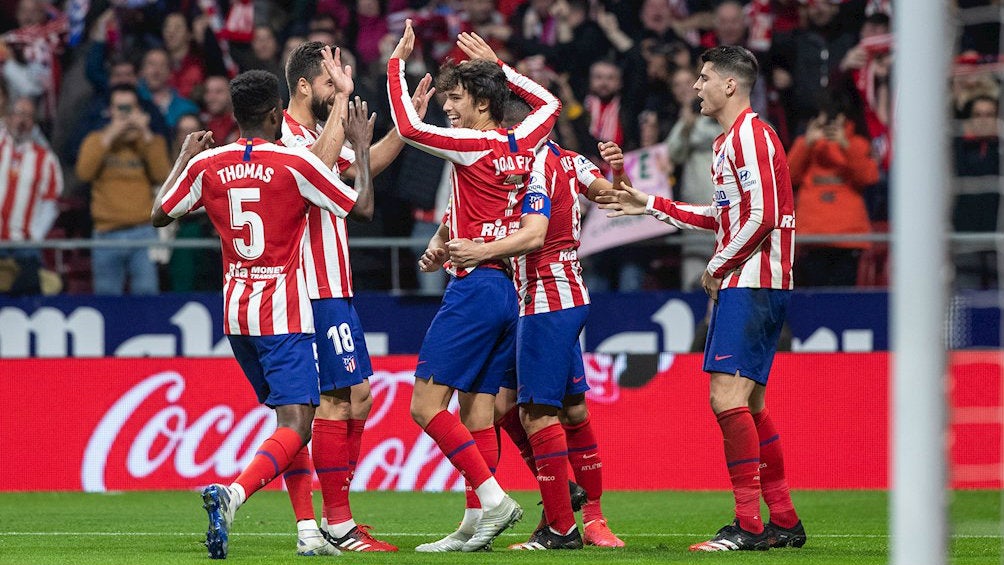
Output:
[0,490,998,564]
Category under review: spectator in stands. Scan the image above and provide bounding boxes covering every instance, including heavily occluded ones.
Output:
[769,0,858,135]
[952,94,1000,289]
[69,14,170,165]
[0,94,62,295]
[162,12,206,99]
[585,60,627,149]
[76,84,169,295]
[666,66,718,291]
[509,0,558,58]
[200,74,237,144]
[700,0,747,49]
[138,47,200,130]
[0,0,65,127]
[789,95,879,287]
[951,57,1000,119]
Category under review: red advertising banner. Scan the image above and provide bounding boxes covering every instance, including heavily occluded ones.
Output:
[0,353,999,491]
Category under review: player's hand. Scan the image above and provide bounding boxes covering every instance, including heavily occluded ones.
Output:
[343,96,376,149]
[446,237,485,269]
[457,32,498,62]
[411,73,436,119]
[391,18,415,60]
[701,269,722,303]
[595,182,648,217]
[322,45,354,95]
[805,116,825,146]
[598,141,624,171]
[179,130,214,158]
[418,246,448,272]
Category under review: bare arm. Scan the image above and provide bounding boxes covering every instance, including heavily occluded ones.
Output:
[151,131,214,227]
[418,221,450,272]
[309,46,352,170]
[343,73,435,180]
[343,97,377,222]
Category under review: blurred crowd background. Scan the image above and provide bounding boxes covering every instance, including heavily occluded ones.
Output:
[0,0,998,296]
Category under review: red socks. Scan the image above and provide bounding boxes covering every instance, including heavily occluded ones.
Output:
[312,419,353,524]
[563,417,604,523]
[463,427,499,508]
[753,408,799,528]
[530,424,575,533]
[347,418,366,475]
[283,446,316,521]
[424,410,492,488]
[234,426,304,498]
[716,407,763,533]
[497,407,537,474]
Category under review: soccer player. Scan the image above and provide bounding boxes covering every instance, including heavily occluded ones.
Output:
[151,69,374,560]
[278,41,434,554]
[387,22,560,552]
[597,45,805,551]
[446,97,626,550]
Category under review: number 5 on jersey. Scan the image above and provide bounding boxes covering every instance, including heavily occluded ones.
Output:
[228,188,265,260]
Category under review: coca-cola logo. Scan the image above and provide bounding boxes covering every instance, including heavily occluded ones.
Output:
[80,360,620,492]
[82,371,274,492]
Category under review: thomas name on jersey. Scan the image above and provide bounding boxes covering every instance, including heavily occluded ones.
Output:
[216,163,275,184]
[227,261,285,279]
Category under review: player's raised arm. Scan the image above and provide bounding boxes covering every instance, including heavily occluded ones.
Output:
[152,130,215,227]
[308,46,352,171]
[343,97,376,222]
[343,72,435,180]
[387,20,492,164]
[457,31,561,151]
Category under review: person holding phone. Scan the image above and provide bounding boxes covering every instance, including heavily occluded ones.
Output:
[76,84,171,295]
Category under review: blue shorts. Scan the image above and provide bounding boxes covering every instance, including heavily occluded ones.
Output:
[416,268,518,394]
[312,298,373,393]
[228,333,320,407]
[513,305,590,408]
[703,288,791,385]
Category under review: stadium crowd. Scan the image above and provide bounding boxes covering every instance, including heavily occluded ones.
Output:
[0,0,998,295]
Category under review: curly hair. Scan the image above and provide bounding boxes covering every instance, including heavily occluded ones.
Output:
[435,59,508,125]
[229,70,281,126]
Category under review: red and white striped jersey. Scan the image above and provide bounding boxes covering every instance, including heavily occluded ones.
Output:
[646,108,795,290]
[280,110,358,299]
[387,57,561,277]
[0,133,62,241]
[160,138,359,335]
[515,142,601,316]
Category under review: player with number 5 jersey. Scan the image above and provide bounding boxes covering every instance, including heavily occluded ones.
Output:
[152,70,372,560]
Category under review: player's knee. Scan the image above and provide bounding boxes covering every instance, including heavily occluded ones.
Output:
[410,399,432,429]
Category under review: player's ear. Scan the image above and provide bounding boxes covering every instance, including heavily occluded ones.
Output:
[297,76,310,97]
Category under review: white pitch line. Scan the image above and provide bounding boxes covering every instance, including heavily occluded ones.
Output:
[0,532,1000,539]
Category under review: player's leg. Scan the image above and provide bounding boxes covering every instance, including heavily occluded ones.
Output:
[202,334,319,558]
[561,391,624,548]
[509,307,588,550]
[750,385,805,548]
[312,298,396,552]
[690,288,785,552]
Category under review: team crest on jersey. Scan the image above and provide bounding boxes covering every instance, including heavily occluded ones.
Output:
[343,355,356,373]
[527,193,545,211]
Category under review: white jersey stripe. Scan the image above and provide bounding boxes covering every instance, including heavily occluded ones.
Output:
[247,281,265,336]
[227,279,244,334]
[272,275,289,334]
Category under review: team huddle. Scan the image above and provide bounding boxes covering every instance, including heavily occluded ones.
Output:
[151,18,804,559]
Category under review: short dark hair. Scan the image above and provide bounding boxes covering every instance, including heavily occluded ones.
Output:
[502,94,532,129]
[864,12,891,29]
[109,83,140,102]
[436,59,509,124]
[700,45,759,91]
[230,70,281,126]
[285,40,327,95]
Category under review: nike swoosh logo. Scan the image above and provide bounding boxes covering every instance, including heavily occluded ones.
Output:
[714,354,733,361]
[417,360,427,365]
[572,375,585,383]
[582,453,598,459]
